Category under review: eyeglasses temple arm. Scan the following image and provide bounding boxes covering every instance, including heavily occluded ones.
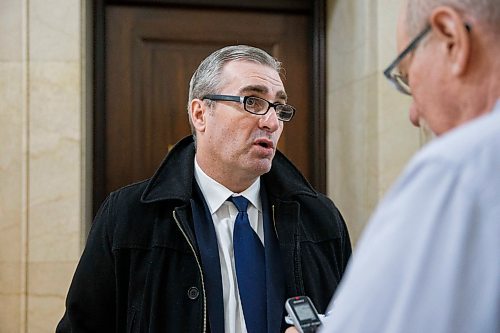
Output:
[383,25,432,79]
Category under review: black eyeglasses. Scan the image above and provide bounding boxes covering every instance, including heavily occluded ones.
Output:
[384,23,471,96]
[383,25,432,95]
[202,94,296,122]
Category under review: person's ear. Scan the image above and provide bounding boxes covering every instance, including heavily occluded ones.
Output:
[190,99,207,133]
[429,6,471,76]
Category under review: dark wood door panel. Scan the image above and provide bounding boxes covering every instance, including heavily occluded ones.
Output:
[104,6,312,195]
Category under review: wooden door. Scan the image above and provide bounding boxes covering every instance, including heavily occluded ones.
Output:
[94,1,327,212]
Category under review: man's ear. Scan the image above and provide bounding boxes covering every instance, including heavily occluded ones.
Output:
[429,6,471,76]
[190,99,207,133]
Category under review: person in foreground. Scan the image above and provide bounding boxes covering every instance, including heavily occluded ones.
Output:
[57,45,351,333]
[287,0,499,332]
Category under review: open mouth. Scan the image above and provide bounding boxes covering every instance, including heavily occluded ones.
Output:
[254,139,274,149]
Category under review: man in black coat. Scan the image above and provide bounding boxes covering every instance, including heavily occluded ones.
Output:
[57,45,351,333]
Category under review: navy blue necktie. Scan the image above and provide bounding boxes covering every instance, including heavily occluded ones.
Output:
[229,196,267,333]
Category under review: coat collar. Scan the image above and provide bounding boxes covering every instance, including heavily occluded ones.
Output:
[141,135,317,204]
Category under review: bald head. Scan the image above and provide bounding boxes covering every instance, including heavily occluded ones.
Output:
[406,0,500,36]
[393,0,500,135]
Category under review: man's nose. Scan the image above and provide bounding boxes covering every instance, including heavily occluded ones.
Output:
[258,108,281,132]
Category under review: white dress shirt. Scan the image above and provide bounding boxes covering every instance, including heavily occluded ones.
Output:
[321,100,500,333]
[194,158,264,333]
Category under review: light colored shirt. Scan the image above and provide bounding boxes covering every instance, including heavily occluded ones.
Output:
[194,158,264,333]
[322,100,500,333]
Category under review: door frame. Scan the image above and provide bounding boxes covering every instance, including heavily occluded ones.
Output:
[93,0,327,214]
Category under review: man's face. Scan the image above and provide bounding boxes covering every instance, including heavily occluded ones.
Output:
[196,60,285,189]
[396,8,456,135]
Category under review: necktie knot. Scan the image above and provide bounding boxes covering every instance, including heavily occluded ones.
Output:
[229,196,249,213]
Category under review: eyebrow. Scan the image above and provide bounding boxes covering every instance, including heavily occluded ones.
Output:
[239,85,288,101]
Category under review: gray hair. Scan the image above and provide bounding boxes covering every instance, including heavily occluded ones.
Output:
[187,45,282,139]
[406,0,500,36]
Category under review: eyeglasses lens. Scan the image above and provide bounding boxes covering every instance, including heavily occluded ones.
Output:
[244,97,267,114]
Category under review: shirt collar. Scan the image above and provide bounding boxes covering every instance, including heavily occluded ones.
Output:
[194,157,261,214]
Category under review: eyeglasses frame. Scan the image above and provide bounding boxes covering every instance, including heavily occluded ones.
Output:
[383,23,471,96]
[202,94,296,122]
[383,25,432,95]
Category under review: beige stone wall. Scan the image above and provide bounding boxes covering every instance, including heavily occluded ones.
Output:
[327,0,426,244]
[0,0,87,332]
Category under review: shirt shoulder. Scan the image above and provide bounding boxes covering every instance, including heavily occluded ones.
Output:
[413,109,500,168]
[396,109,500,198]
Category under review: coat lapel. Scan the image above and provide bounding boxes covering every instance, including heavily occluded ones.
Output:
[191,184,224,333]
[261,185,287,333]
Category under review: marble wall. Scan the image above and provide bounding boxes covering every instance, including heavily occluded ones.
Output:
[327,0,425,243]
[0,1,26,330]
[0,0,87,332]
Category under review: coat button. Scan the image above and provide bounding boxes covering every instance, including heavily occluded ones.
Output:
[187,287,199,300]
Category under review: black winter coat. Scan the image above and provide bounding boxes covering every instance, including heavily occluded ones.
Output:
[57,136,351,333]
